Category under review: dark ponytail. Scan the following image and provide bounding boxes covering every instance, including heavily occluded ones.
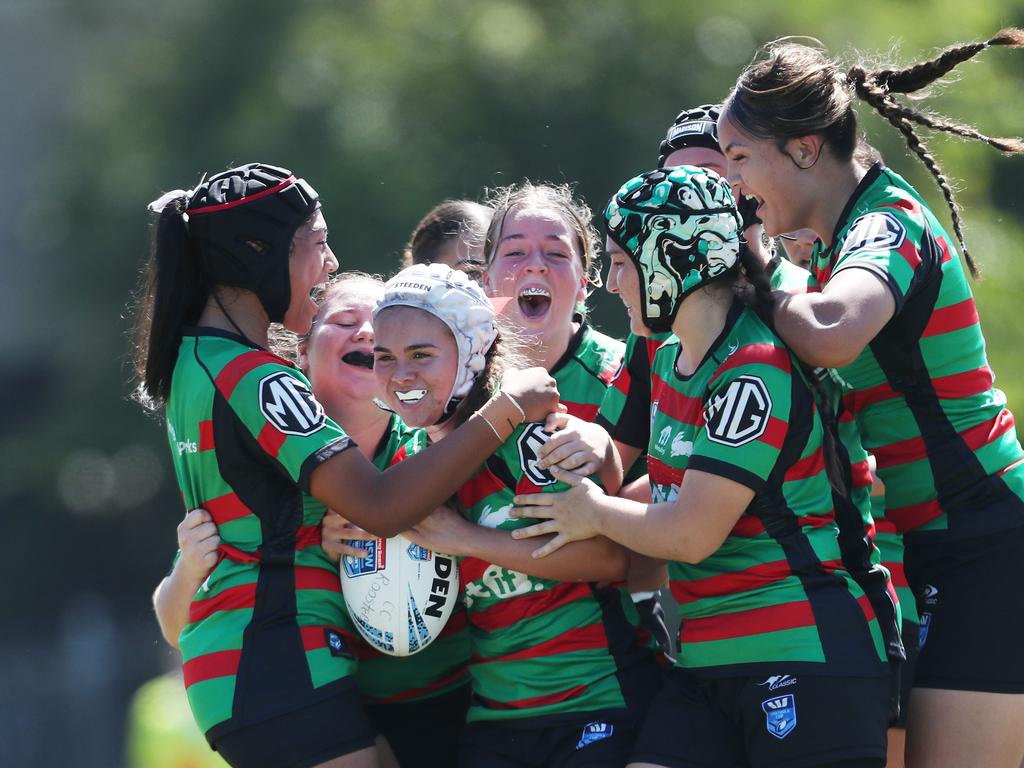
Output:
[739,245,849,494]
[131,195,209,412]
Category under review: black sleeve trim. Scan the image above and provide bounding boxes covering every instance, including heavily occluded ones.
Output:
[831,262,905,315]
[298,436,355,494]
[687,456,765,493]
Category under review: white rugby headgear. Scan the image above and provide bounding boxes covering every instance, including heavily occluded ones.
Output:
[376,263,498,419]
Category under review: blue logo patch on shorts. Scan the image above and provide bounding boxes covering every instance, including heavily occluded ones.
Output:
[762,694,797,739]
[919,612,932,648]
[576,721,614,749]
[342,538,386,577]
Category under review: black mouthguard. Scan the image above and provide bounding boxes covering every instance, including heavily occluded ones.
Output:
[341,351,374,369]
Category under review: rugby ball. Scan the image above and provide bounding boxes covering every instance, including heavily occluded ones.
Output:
[340,534,459,656]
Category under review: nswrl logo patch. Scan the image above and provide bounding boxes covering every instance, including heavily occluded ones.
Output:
[517,423,556,486]
[839,211,906,257]
[258,371,326,436]
[576,721,614,749]
[704,375,772,447]
[762,694,797,739]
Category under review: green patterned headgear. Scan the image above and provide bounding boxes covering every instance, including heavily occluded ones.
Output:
[604,166,741,333]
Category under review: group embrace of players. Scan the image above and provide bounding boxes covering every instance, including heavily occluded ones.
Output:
[132,28,1024,768]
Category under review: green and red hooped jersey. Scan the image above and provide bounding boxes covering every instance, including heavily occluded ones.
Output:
[454,424,657,723]
[597,330,673,452]
[351,414,472,704]
[770,257,904,659]
[811,163,1024,540]
[871,493,919,625]
[552,320,624,422]
[166,329,359,740]
[648,302,888,677]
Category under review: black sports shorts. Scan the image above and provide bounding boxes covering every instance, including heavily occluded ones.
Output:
[629,667,889,768]
[364,682,470,767]
[905,523,1024,693]
[458,713,642,768]
[212,688,376,768]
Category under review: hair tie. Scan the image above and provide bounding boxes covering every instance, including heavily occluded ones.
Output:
[147,189,192,214]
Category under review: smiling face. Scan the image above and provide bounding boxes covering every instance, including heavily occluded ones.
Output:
[717,113,812,238]
[283,209,339,334]
[780,228,818,270]
[485,206,587,340]
[300,281,381,404]
[372,306,458,428]
[604,237,649,337]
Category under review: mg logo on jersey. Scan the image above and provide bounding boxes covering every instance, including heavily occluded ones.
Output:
[258,372,326,436]
[762,694,797,739]
[517,423,556,486]
[704,375,772,447]
[839,211,906,257]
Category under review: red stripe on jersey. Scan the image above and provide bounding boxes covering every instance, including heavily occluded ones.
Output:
[198,420,215,451]
[895,238,922,270]
[183,649,242,688]
[476,684,588,711]
[257,422,287,458]
[205,492,253,525]
[873,515,897,535]
[214,350,288,399]
[644,338,662,365]
[651,374,704,425]
[469,581,592,633]
[760,417,788,450]
[459,556,489,585]
[885,558,909,590]
[472,623,608,665]
[366,666,469,705]
[295,566,341,592]
[295,525,321,550]
[851,459,872,490]
[440,608,468,636]
[647,456,684,491]
[710,344,792,384]
[389,445,409,465]
[784,450,825,482]
[846,368,992,416]
[218,542,259,564]
[730,515,766,537]
[610,363,631,396]
[562,402,599,421]
[681,600,816,644]
[189,583,256,623]
[922,298,979,338]
[857,593,877,622]
[457,466,508,511]
[671,560,793,604]
[874,408,1016,468]
[598,362,618,386]
[886,498,942,532]
[1000,457,1024,476]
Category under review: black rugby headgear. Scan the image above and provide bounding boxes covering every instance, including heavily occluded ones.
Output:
[657,104,761,229]
[186,163,320,322]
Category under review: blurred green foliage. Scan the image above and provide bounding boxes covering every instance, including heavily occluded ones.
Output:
[5,0,1024,630]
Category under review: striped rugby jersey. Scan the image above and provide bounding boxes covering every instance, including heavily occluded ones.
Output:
[167,329,358,740]
[811,163,1024,540]
[649,302,888,677]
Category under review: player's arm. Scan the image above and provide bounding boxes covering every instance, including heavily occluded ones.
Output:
[511,468,751,563]
[406,506,627,583]
[771,267,895,368]
[311,367,560,538]
[152,509,220,649]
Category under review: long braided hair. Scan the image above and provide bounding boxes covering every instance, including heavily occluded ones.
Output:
[724,30,1024,278]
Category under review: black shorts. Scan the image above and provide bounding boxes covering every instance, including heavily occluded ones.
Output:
[459,714,641,768]
[905,524,1024,693]
[629,668,889,768]
[212,688,377,768]
[364,683,470,766]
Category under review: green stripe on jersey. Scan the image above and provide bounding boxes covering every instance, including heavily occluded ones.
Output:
[649,303,887,676]
[812,164,1024,539]
[167,329,357,737]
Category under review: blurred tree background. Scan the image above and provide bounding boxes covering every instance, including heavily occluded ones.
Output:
[3,0,1024,764]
